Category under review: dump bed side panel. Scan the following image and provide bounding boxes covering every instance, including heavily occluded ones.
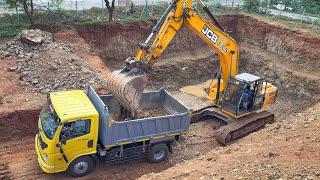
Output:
[104,114,190,146]
[99,89,188,114]
[87,87,109,146]
[87,87,190,147]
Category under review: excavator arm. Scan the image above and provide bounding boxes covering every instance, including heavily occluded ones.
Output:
[107,0,239,111]
[106,0,277,145]
[136,0,239,81]
[184,8,239,100]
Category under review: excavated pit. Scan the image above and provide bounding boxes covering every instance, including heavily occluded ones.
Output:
[68,14,320,172]
[75,14,319,118]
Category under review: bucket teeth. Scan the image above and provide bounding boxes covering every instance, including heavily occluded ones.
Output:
[106,70,148,112]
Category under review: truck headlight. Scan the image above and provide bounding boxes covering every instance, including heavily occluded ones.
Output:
[43,153,48,163]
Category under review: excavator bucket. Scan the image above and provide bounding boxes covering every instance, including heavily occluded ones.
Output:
[106,69,148,112]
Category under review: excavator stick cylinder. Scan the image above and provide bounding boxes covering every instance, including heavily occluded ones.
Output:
[106,69,148,112]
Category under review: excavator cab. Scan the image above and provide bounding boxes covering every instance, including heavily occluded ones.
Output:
[221,73,267,118]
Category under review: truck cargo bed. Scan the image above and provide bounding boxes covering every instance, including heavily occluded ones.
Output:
[87,87,191,148]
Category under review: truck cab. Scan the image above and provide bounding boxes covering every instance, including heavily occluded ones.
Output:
[35,90,99,175]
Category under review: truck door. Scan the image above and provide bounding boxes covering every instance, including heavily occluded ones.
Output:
[54,119,94,172]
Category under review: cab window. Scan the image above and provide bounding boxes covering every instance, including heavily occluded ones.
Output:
[61,120,91,140]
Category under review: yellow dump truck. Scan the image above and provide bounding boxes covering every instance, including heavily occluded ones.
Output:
[35,87,191,177]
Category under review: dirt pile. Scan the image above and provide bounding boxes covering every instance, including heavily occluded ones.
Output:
[0,109,39,142]
[139,102,320,180]
[0,163,10,180]
[0,30,107,93]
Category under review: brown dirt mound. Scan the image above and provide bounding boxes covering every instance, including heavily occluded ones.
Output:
[139,103,320,180]
[0,110,39,142]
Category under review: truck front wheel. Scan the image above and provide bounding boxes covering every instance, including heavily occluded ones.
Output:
[148,143,169,163]
[67,156,94,177]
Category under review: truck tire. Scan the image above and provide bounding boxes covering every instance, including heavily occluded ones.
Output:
[67,156,94,177]
[148,143,169,163]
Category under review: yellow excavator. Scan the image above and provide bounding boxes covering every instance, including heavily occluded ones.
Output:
[106,0,277,145]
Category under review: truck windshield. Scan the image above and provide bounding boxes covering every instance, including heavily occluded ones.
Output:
[40,100,59,139]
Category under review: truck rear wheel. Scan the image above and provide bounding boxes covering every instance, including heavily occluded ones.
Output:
[67,156,94,177]
[148,143,169,163]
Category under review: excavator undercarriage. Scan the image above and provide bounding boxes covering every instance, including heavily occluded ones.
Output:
[191,107,275,145]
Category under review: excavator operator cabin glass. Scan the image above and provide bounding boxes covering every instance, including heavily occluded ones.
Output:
[221,78,246,116]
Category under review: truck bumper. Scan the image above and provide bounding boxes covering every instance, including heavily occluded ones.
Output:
[35,135,55,173]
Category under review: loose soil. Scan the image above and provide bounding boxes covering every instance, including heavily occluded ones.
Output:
[0,14,319,179]
[112,108,169,122]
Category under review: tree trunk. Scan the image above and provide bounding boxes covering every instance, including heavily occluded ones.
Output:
[22,0,34,25]
[30,0,33,20]
[104,0,115,21]
[108,9,114,21]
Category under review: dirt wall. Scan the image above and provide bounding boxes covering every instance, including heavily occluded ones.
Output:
[219,14,320,72]
[75,20,211,68]
[55,14,319,115]
[0,110,39,143]
[73,14,319,73]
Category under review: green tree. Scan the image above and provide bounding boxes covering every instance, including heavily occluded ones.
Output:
[0,0,34,25]
[243,0,260,11]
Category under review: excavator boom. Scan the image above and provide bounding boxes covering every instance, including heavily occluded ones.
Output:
[106,0,239,111]
[106,0,277,145]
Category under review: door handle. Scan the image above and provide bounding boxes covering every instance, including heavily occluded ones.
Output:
[87,140,93,148]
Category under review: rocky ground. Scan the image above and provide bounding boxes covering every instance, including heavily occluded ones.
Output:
[0,29,107,94]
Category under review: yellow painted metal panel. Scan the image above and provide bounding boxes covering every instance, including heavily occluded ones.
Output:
[50,90,98,122]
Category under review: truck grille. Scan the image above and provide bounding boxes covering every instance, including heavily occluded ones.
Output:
[39,134,48,150]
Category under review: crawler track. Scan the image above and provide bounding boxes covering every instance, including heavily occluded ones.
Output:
[216,111,275,145]
[191,107,275,145]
